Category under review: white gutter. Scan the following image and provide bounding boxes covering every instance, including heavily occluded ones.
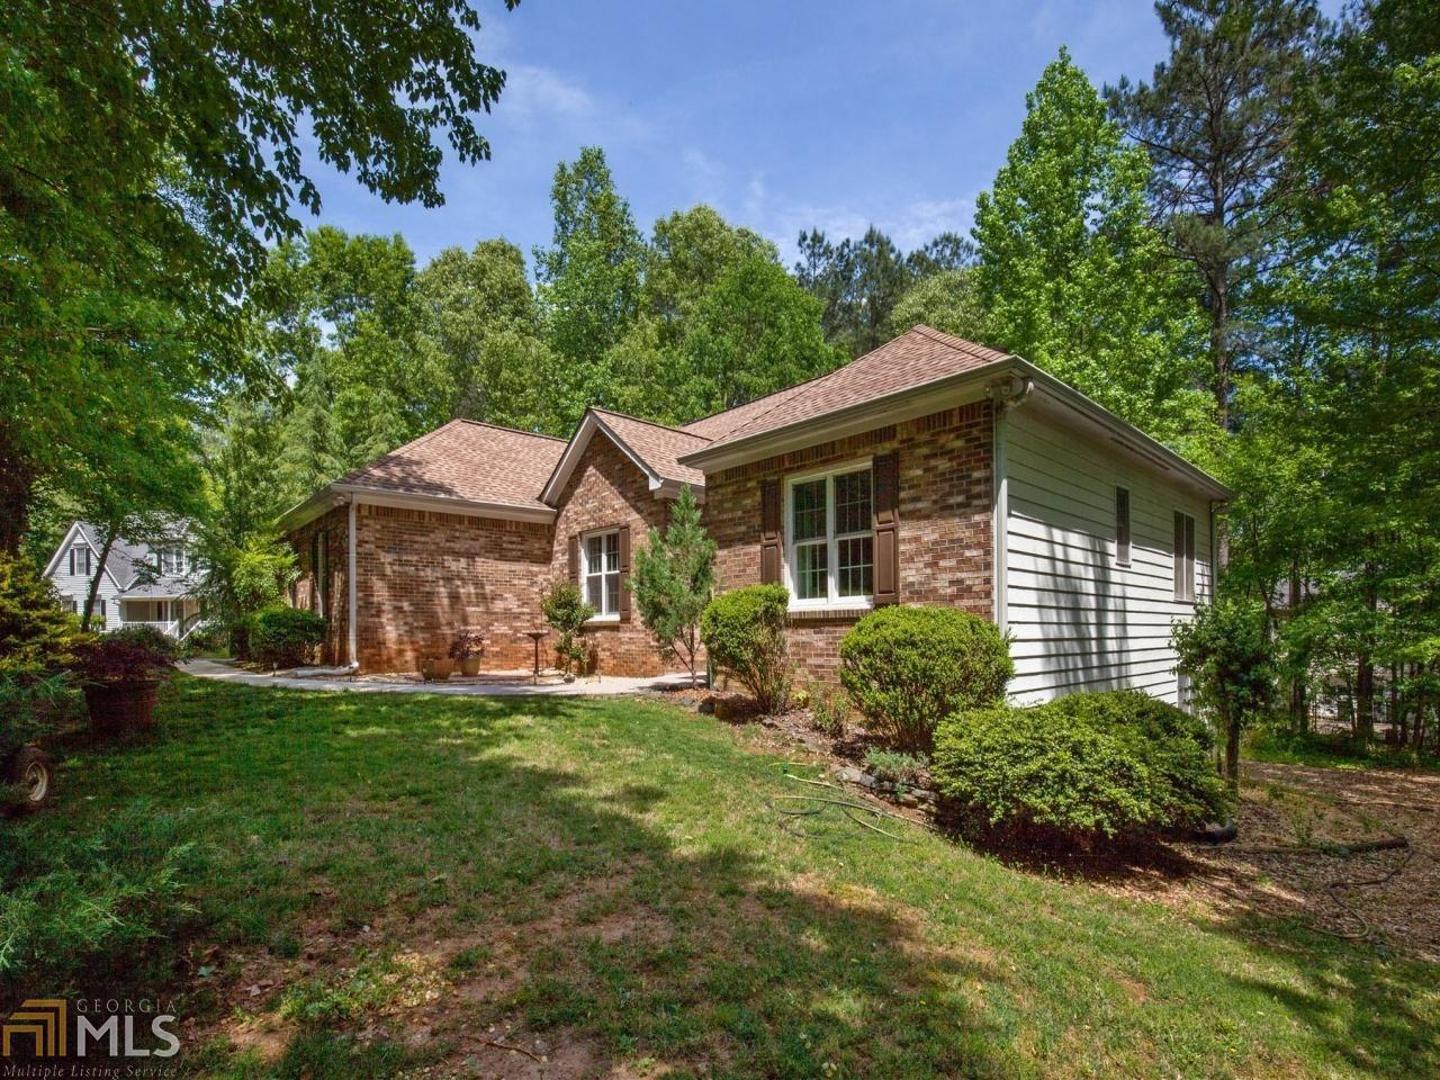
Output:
[278,484,556,532]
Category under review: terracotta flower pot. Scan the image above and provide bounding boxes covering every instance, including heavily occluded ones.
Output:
[419,657,453,682]
[84,679,161,735]
[459,656,482,677]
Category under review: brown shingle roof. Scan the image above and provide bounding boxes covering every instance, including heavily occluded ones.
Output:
[338,419,566,510]
[590,409,710,489]
[681,326,1010,452]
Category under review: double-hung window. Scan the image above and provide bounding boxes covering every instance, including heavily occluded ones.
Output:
[1115,487,1131,567]
[1173,510,1196,602]
[582,529,621,618]
[69,546,91,576]
[786,464,874,608]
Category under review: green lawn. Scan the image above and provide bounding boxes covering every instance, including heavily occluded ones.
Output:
[8,676,1438,1078]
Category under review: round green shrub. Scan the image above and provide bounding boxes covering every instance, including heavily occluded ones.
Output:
[252,606,327,668]
[839,605,1013,750]
[700,584,790,713]
[931,689,1230,841]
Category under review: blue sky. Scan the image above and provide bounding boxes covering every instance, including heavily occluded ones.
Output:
[303,1,1309,268]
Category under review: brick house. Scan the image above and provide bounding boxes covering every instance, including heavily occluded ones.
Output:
[280,326,1229,704]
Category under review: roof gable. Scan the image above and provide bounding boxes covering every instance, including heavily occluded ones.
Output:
[541,409,710,506]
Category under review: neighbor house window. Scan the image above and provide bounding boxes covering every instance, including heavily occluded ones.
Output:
[157,548,187,575]
[582,529,621,617]
[62,597,78,614]
[1115,487,1131,567]
[1173,510,1196,602]
[786,464,874,607]
[69,546,91,576]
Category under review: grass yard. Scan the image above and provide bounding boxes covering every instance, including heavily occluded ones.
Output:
[6,676,1438,1078]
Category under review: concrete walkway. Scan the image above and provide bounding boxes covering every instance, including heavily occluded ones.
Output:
[181,658,696,697]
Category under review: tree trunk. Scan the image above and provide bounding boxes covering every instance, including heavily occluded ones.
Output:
[1355,581,1379,743]
[1210,278,1230,429]
[1222,705,1240,789]
[1287,561,1306,732]
[0,426,35,556]
[81,524,120,632]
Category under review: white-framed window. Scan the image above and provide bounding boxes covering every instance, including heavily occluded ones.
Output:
[157,547,187,575]
[785,462,874,609]
[1115,486,1131,567]
[581,529,622,619]
[69,546,91,576]
[62,597,78,614]
[1173,510,1196,602]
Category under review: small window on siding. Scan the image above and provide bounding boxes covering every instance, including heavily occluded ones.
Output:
[1173,511,1196,602]
[1115,487,1131,566]
[70,546,91,576]
[62,597,78,614]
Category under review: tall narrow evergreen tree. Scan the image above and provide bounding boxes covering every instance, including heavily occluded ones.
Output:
[631,486,716,687]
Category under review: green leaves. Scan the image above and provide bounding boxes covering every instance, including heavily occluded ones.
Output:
[973,48,1208,444]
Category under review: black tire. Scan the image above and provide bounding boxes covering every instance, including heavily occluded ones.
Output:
[6,746,55,814]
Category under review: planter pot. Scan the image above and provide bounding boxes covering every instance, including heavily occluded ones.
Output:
[84,679,161,735]
[459,656,482,677]
[419,658,453,682]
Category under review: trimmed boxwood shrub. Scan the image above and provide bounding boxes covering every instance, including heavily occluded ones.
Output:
[839,605,1013,750]
[931,690,1230,841]
[700,584,790,713]
[252,607,327,668]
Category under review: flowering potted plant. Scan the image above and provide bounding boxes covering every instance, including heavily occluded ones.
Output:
[448,628,486,677]
[70,626,178,734]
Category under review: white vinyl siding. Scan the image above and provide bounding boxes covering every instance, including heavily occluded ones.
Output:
[47,527,122,630]
[1001,406,1213,705]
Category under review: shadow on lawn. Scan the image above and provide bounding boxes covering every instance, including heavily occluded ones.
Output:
[11,679,1438,1078]
[30,682,1008,1078]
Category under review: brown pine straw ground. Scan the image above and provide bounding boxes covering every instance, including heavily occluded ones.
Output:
[684,689,1440,964]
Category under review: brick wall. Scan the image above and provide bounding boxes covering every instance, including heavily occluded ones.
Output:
[550,433,676,677]
[354,504,553,673]
[288,506,350,665]
[703,400,994,684]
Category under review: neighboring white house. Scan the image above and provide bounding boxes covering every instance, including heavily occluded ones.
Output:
[43,521,204,638]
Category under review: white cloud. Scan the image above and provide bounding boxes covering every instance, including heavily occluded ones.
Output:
[500,64,596,120]
[728,173,976,261]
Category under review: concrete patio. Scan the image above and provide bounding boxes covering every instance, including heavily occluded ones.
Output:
[181,658,697,697]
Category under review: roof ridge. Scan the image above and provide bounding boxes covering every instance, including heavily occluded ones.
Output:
[452,417,570,443]
[908,323,1005,359]
[591,407,712,442]
[680,326,947,440]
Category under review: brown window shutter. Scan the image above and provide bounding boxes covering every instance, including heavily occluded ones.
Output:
[760,478,782,584]
[872,452,900,605]
[618,525,632,622]
[569,533,580,584]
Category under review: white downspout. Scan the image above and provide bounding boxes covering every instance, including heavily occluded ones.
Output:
[347,496,359,669]
[989,375,1034,635]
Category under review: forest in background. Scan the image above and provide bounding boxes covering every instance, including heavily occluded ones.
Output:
[4,0,1436,747]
